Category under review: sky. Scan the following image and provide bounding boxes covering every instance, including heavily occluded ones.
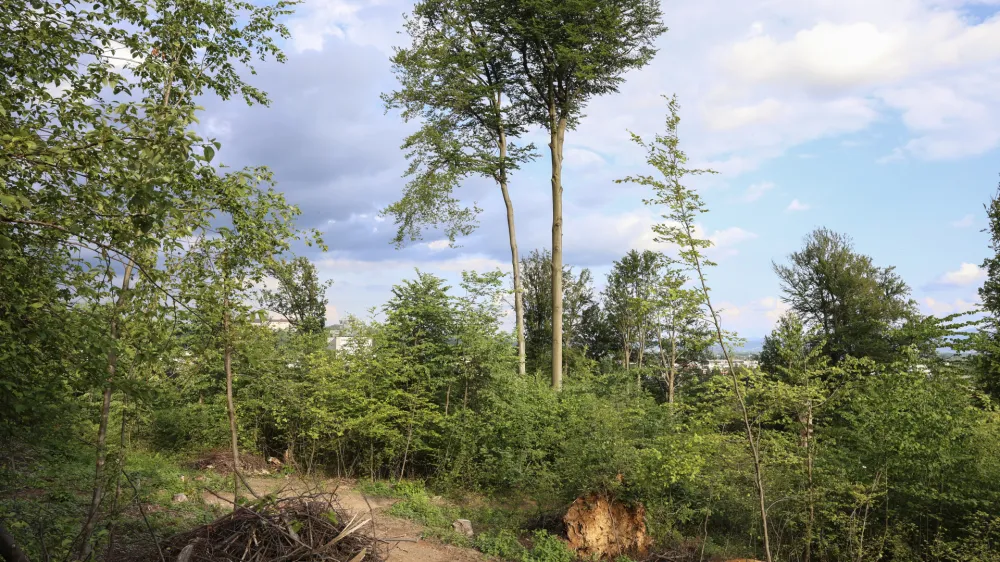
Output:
[200,0,1000,338]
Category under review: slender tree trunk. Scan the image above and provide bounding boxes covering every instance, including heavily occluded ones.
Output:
[498,131,526,376]
[399,418,414,482]
[669,327,678,404]
[223,302,241,508]
[549,112,567,390]
[105,394,130,560]
[803,397,815,562]
[637,319,646,371]
[636,319,644,389]
[77,260,134,560]
[655,317,671,402]
[623,332,631,371]
[685,225,772,562]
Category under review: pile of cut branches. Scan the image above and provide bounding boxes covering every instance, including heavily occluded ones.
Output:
[119,493,384,562]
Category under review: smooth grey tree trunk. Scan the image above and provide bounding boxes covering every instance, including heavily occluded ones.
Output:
[549,114,567,390]
[498,130,526,376]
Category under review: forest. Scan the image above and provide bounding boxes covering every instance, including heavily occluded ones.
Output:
[2,0,1000,561]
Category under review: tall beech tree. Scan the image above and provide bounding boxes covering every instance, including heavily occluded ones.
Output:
[774,228,917,365]
[483,0,667,389]
[604,249,662,376]
[619,95,773,562]
[974,179,1000,399]
[383,0,536,375]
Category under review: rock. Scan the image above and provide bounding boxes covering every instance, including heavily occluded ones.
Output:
[452,519,474,537]
[172,493,188,503]
[179,475,186,482]
[564,493,651,560]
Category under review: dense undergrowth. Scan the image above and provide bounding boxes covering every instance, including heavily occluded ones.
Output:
[0,435,232,562]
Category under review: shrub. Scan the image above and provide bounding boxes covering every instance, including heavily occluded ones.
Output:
[475,529,527,560]
[523,530,573,562]
[386,485,457,529]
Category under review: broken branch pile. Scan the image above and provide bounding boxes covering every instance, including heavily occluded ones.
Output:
[118,493,383,562]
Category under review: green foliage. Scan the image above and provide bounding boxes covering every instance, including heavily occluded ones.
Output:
[474,528,572,562]
[476,529,527,559]
[523,530,573,562]
[260,256,332,334]
[4,1,999,558]
[773,227,919,365]
[149,401,230,452]
[387,490,457,529]
[0,437,225,561]
[382,0,538,247]
[521,249,603,373]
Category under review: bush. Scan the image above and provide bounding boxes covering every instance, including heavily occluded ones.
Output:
[523,530,574,562]
[475,529,527,560]
[386,483,457,529]
[149,402,229,452]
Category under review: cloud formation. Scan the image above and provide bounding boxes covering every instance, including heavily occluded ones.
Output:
[787,199,811,212]
[921,296,979,316]
[743,181,776,202]
[192,0,1000,335]
[934,263,987,287]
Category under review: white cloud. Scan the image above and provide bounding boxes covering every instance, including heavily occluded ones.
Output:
[935,262,987,287]
[563,147,606,168]
[709,226,758,248]
[286,0,1000,179]
[715,10,1000,161]
[759,296,792,321]
[723,15,1000,91]
[286,0,402,54]
[921,296,979,316]
[952,213,975,228]
[717,296,792,336]
[743,181,776,202]
[787,199,811,212]
[877,76,1000,160]
[427,239,451,251]
[562,209,660,260]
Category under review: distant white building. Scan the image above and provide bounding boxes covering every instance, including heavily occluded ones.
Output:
[258,316,293,331]
[700,358,760,372]
[325,323,371,353]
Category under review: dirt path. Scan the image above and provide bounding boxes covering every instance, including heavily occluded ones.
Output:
[202,475,485,562]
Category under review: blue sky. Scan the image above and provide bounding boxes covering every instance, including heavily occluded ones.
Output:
[204,0,1000,337]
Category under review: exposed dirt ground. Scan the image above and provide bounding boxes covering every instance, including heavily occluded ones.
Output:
[202,475,485,562]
